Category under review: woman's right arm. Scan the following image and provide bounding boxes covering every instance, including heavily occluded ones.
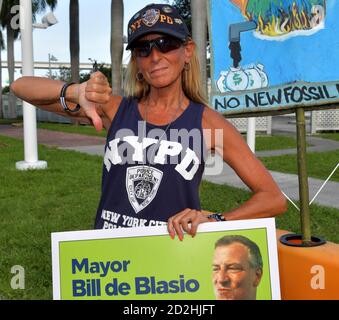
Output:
[11,72,119,131]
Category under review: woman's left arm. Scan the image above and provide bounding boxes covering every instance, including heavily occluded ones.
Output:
[167,107,287,240]
[203,107,287,221]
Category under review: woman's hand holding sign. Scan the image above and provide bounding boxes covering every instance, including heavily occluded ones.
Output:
[167,209,214,241]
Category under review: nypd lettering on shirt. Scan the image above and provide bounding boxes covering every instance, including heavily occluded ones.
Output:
[104,136,201,213]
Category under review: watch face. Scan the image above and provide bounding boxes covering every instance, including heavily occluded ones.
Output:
[216,214,223,221]
[216,213,225,221]
[208,213,225,221]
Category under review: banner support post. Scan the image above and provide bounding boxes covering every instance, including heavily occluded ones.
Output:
[295,107,312,244]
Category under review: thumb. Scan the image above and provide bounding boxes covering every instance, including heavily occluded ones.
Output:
[84,105,103,132]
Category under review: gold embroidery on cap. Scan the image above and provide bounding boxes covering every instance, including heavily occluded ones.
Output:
[160,15,174,24]
[130,19,142,33]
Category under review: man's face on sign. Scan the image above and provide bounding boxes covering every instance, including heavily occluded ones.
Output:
[212,242,262,300]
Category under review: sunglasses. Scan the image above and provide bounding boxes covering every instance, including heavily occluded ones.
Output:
[132,36,185,58]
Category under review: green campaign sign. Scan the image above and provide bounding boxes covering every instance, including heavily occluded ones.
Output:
[212,80,339,117]
[52,218,281,300]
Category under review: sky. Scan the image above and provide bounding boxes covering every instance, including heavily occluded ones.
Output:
[3,0,170,84]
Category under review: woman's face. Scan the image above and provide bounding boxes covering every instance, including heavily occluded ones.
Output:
[135,33,194,89]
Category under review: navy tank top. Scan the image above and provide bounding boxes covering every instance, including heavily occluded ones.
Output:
[95,97,206,229]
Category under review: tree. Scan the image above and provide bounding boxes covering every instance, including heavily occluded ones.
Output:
[171,0,192,33]
[80,63,112,84]
[111,0,124,95]
[172,0,208,96]
[0,1,20,118]
[0,30,5,119]
[191,0,208,96]
[69,0,79,83]
[48,66,72,82]
[0,0,57,119]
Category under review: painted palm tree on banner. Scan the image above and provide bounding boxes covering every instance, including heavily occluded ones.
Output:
[111,0,123,95]
[70,0,79,83]
[0,0,57,119]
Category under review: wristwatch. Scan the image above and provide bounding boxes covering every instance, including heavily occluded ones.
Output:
[207,213,226,222]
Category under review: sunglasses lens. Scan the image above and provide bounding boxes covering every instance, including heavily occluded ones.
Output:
[156,37,183,53]
[134,43,151,57]
[133,37,184,57]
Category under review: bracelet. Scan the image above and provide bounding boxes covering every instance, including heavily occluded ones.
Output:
[207,213,226,222]
[60,82,81,113]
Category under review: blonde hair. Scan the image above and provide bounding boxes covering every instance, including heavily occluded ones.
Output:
[124,41,209,106]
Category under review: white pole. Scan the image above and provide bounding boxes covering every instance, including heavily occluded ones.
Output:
[48,53,51,78]
[247,117,256,153]
[16,0,47,170]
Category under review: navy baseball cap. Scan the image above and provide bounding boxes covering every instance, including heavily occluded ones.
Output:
[126,3,190,50]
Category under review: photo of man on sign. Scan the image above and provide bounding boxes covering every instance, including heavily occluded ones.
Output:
[212,235,263,300]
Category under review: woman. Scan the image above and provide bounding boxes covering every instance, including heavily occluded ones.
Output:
[11,4,286,240]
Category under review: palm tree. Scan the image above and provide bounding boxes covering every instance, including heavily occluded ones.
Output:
[172,0,192,32]
[0,1,20,118]
[191,0,207,97]
[111,0,124,95]
[0,0,57,119]
[173,0,209,97]
[0,30,5,119]
[69,0,79,83]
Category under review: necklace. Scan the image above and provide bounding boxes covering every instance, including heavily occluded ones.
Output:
[143,94,183,165]
[136,95,183,196]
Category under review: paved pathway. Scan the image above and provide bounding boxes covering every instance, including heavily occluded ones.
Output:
[0,124,105,147]
[203,154,339,210]
[257,136,339,157]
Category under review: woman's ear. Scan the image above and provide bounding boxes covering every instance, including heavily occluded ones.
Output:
[184,40,195,63]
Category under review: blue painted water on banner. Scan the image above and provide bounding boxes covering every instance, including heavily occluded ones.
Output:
[210,0,338,93]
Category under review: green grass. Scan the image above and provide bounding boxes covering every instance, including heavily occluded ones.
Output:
[0,135,338,300]
[317,133,339,142]
[260,150,339,182]
[0,119,22,125]
[253,135,299,151]
[0,135,102,300]
[37,122,107,137]
[200,180,339,244]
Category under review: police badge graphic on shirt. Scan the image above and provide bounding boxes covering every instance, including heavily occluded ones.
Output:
[126,166,163,213]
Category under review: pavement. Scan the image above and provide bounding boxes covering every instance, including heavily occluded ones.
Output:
[0,124,106,148]
[1,116,339,209]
